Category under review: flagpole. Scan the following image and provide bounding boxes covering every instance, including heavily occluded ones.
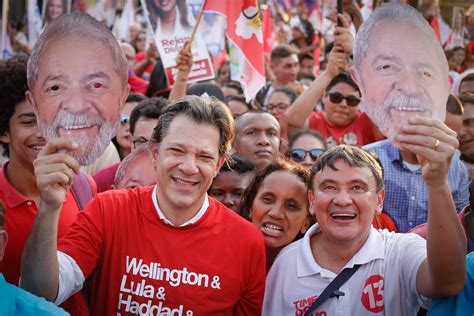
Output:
[42,0,47,19]
[1,0,9,58]
[187,0,206,48]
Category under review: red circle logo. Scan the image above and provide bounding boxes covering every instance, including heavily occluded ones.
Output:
[361,274,384,313]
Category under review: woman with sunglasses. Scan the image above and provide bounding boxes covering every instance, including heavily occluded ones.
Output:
[240,159,313,271]
[288,130,327,169]
[286,48,383,148]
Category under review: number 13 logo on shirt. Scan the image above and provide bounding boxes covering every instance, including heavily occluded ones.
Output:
[361,275,384,313]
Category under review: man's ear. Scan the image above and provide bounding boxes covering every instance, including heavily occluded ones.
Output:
[376,188,385,215]
[350,66,362,89]
[216,156,226,174]
[269,61,275,72]
[0,132,10,145]
[120,84,131,111]
[308,191,316,216]
[151,143,159,159]
[300,216,311,234]
[308,191,313,204]
[25,90,36,110]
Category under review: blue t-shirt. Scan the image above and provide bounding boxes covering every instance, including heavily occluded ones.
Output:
[0,274,68,315]
[428,252,474,315]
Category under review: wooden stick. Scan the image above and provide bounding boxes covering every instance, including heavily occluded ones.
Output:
[187,0,206,48]
[1,0,9,57]
[42,0,47,19]
[67,0,72,14]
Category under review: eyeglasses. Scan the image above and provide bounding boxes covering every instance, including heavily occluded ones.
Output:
[121,114,129,125]
[268,102,290,112]
[328,92,361,107]
[289,148,325,162]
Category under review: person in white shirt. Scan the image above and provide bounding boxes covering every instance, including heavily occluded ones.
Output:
[264,128,466,315]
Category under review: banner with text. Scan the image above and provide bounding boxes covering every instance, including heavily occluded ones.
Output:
[141,0,214,87]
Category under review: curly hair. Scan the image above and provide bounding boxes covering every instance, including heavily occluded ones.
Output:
[0,54,29,157]
[239,158,311,220]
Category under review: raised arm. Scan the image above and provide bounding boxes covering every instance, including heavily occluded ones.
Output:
[396,117,466,297]
[334,14,354,57]
[134,43,159,78]
[20,138,80,302]
[285,48,346,129]
[286,14,353,130]
[168,43,193,101]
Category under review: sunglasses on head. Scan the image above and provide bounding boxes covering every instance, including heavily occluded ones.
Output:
[328,92,361,107]
[289,148,325,162]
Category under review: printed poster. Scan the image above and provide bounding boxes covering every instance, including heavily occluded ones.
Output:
[141,0,214,86]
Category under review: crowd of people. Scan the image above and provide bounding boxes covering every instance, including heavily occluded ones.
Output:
[0,0,474,315]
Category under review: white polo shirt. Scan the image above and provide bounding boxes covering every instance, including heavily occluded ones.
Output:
[263,224,430,315]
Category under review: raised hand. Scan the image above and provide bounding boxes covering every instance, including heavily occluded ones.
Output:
[326,45,348,77]
[395,117,458,186]
[175,42,193,80]
[33,138,80,209]
[342,0,363,30]
[334,13,354,56]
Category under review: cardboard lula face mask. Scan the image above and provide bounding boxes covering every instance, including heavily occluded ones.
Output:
[31,35,125,166]
[353,7,449,147]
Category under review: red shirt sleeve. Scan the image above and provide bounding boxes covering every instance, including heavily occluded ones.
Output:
[57,196,105,278]
[308,111,320,130]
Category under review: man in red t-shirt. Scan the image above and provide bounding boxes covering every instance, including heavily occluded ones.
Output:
[21,96,266,315]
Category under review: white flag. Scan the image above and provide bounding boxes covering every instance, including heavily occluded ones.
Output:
[119,0,135,42]
[1,0,12,59]
[28,0,43,47]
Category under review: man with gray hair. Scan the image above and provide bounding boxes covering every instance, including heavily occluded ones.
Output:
[356,3,469,232]
[26,12,130,166]
[112,146,157,189]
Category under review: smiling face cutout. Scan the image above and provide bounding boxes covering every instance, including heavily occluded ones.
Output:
[352,16,449,145]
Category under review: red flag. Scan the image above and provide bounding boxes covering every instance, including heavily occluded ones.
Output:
[431,16,441,44]
[203,0,265,100]
[313,33,320,75]
[430,5,441,44]
[262,5,272,59]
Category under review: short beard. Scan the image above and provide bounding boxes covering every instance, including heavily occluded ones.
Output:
[38,111,120,166]
[361,91,432,144]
